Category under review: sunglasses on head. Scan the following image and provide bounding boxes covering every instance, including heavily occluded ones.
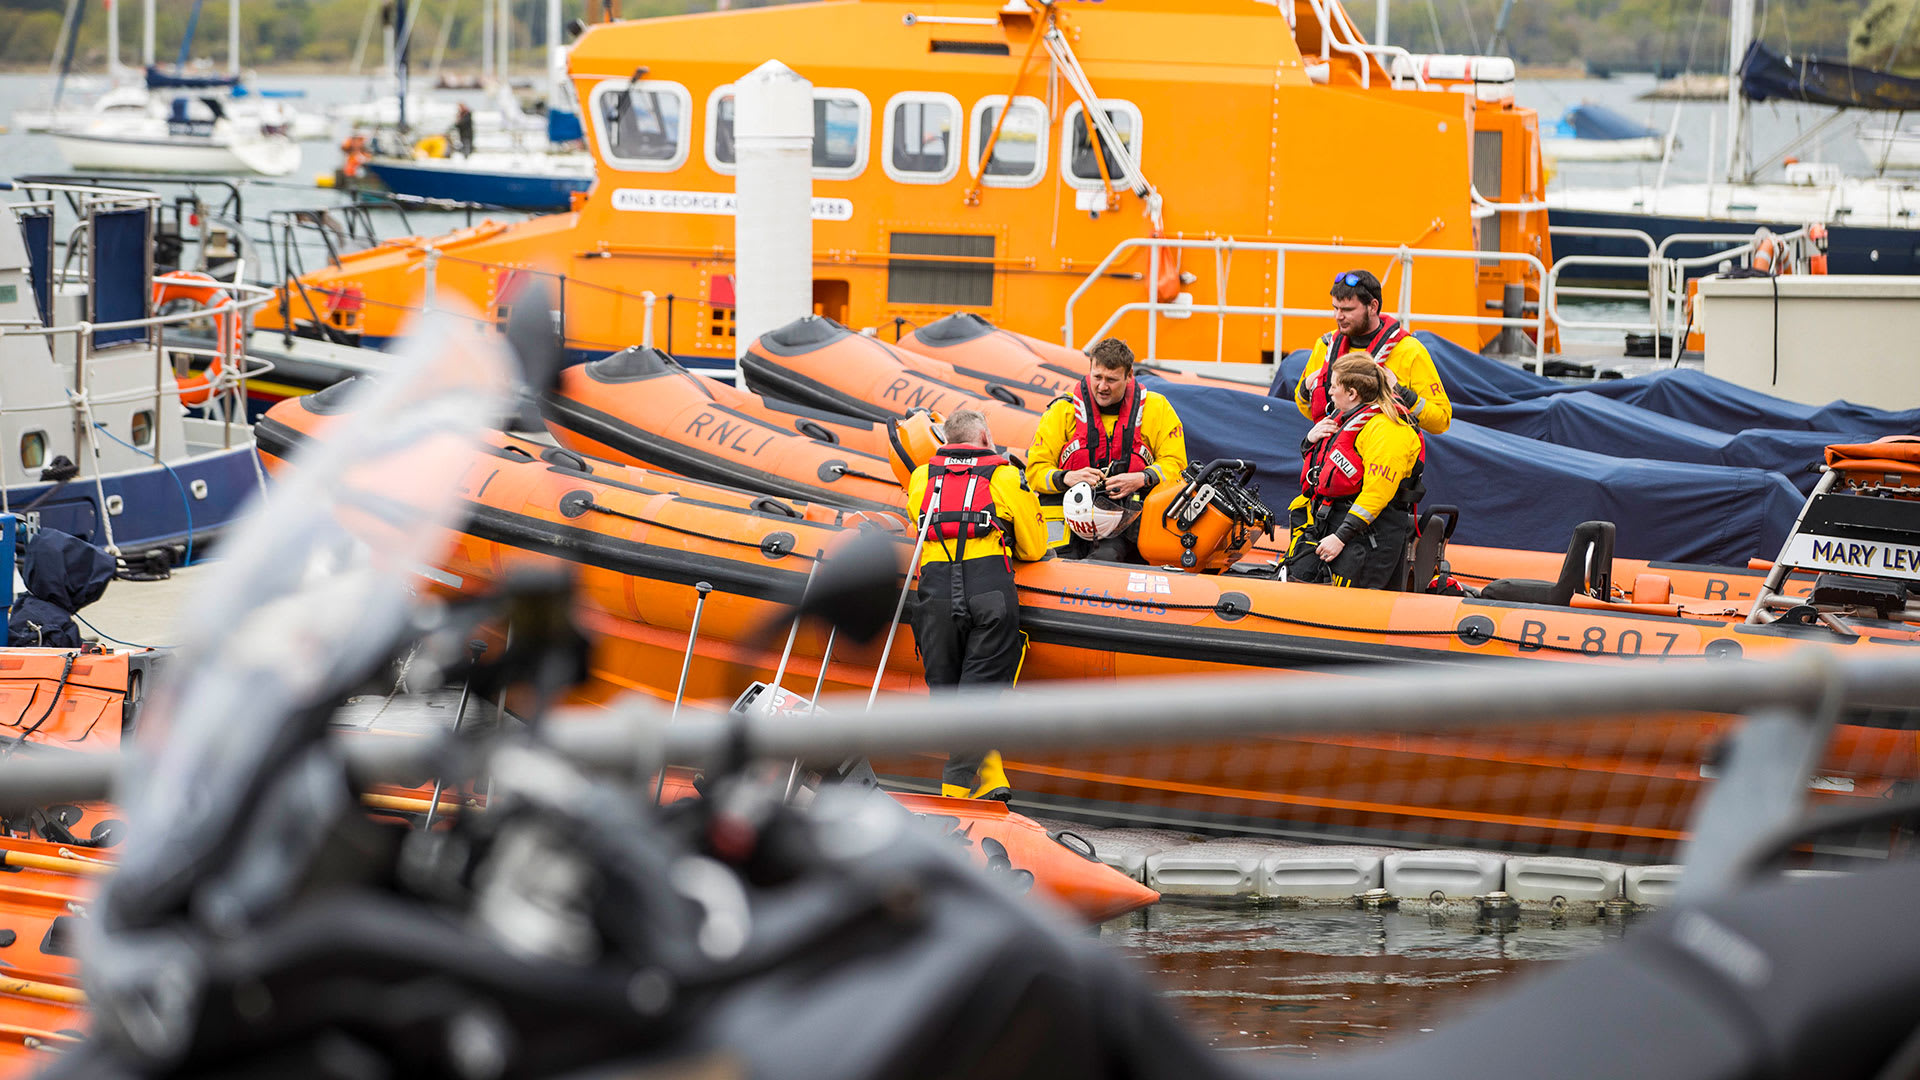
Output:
[1333,270,1378,300]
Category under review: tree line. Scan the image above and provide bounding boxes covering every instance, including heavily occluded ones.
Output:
[0,0,1867,73]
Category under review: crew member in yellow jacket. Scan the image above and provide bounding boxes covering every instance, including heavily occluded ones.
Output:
[1293,269,1453,435]
[906,408,1049,800]
[1285,354,1426,589]
[1026,337,1189,562]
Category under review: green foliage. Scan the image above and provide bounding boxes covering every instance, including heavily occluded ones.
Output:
[1387,0,1856,71]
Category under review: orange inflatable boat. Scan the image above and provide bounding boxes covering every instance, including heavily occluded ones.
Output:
[285,421,1914,857]
[739,317,1046,446]
[539,346,907,512]
[656,766,1155,923]
[902,312,1262,397]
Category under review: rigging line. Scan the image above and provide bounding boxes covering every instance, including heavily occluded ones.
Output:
[1423,0,1448,56]
[1456,0,1482,56]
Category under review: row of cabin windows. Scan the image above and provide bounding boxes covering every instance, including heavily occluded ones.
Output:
[18,412,153,470]
[592,81,1142,190]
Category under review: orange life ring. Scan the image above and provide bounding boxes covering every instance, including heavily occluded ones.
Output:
[1807,222,1829,275]
[1750,228,1778,274]
[151,271,241,408]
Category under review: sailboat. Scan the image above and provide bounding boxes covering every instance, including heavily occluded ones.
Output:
[1547,0,1920,281]
[355,0,596,211]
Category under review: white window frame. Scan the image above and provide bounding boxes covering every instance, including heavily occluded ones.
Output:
[704,83,736,176]
[881,91,962,185]
[967,94,1049,188]
[1060,99,1145,191]
[809,87,872,181]
[588,77,694,173]
[703,85,870,181]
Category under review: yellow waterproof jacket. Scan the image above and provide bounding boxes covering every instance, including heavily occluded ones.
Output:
[1026,386,1189,495]
[1294,331,1453,435]
[1329,412,1424,537]
[907,455,1050,567]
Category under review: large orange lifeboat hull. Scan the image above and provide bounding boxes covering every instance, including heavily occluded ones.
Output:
[541,346,906,511]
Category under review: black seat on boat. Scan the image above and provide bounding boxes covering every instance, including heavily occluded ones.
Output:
[1478,520,1614,606]
[1402,505,1459,593]
[584,345,689,385]
[911,312,997,346]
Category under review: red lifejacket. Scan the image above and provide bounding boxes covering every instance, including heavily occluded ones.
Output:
[1300,404,1427,509]
[1058,376,1151,476]
[1300,316,1409,422]
[918,445,1013,563]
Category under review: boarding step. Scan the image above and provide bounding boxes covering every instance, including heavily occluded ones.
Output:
[1383,849,1508,904]
[1502,856,1625,910]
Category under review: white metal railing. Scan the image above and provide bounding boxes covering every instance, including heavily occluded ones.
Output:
[1542,225,1815,364]
[1063,236,1548,367]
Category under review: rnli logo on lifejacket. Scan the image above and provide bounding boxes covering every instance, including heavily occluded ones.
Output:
[1127,572,1172,595]
[1328,449,1359,478]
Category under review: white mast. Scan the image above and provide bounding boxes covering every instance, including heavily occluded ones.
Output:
[1375,0,1387,47]
[546,0,563,94]
[1724,0,1755,183]
[229,0,241,75]
[106,0,121,82]
[142,0,154,68]
[481,0,495,86]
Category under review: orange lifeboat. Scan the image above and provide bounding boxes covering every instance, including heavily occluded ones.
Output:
[540,346,906,511]
[655,767,1157,922]
[903,313,1263,396]
[740,317,1046,446]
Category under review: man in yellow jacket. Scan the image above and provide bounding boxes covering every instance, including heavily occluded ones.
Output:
[1292,269,1453,436]
[906,408,1049,800]
[1026,338,1189,562]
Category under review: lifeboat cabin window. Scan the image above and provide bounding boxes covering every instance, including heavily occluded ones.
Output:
[1062,101,1143,189]
[705,87,870,179]
[593,79,693,171]
[968,95,1048,188]
[883,92,961,184]
[131,410,154,447]
[20,431,45,471]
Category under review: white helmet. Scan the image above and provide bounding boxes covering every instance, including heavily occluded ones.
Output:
[1063,482,1139,541]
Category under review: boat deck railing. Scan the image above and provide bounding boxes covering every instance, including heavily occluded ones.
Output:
[1543,224,1818,363]
[1062,236,1550,367]
[1067,227,1819,370]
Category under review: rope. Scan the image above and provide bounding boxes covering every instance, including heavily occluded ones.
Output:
[72,612,170,650]
[1012,581,1724,659]
[89,421,196,568]
[63,390,119,557]
[580,499,823,562]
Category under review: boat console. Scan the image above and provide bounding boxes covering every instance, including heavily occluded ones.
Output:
[1749,438,1920,630]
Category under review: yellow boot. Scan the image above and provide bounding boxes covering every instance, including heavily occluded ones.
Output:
[941,784,972,799]
[967,751,1013,802]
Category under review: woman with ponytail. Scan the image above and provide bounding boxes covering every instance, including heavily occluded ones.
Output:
[1283,352,1426,589]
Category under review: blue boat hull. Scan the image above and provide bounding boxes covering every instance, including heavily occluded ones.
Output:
[1550,207,1920,283]
[10,445,262,557]
[364,161,592,211]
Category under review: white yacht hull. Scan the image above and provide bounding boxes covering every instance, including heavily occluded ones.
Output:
[1543,136,1665,162]
[51,127,301,177]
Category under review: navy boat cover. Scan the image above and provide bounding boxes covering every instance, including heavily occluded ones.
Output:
[1144,375,1806,565]
[1560,103,1662,141]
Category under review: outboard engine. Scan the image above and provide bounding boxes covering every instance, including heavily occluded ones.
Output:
[1137,459,1275,571]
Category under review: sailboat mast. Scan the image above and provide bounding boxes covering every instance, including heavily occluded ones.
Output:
[1725,0,1755,183]
[546,0,562,97]
[142,0,154,68]
[229,0,241,74]
[107,0,121,83]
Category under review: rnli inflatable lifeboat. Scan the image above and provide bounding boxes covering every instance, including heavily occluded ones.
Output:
[540,346,905,511]
[740,316,1047,445]
[902,312,1259,397]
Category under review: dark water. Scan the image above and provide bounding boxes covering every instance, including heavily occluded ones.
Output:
[1101,904,1634,1060]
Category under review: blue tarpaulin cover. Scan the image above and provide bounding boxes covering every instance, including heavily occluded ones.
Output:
[1410,331,1920,436]
[1142,374,1807,565]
